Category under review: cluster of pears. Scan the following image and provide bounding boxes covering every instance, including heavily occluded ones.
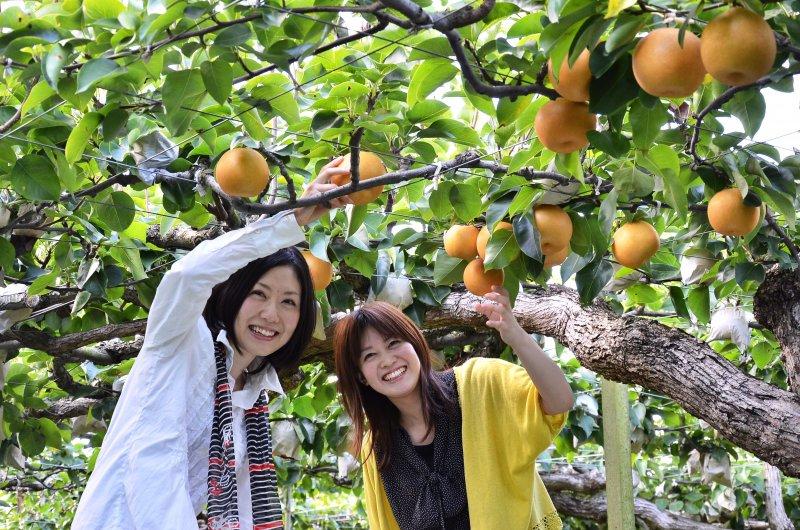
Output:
[214,148,389,294]
[535,7,775,154]
[633,7,776,98]
[611,187,761,271]
[214,147,387,205]
[443,205,573,296]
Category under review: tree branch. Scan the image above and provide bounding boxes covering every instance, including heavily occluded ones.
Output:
[443,30,559,99]
[764,462,795,530]
[232,20,389,85]
[28,397,104,421]
[4,319,147,356]
[379,0,556,99]
[754,267,800,397]
[689,69,797,165]
[550,491,768,529]
[765,211,800,267]
[146,223,226,250]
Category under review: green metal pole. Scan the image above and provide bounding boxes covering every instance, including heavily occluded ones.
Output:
[601,377,636,529]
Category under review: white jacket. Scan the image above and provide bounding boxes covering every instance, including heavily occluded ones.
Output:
[72,212,305,529]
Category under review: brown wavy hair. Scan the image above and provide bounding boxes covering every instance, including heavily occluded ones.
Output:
[333,301,455,471]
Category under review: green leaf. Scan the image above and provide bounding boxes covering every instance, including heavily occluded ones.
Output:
[407,37,453,61]
[450,183,482,222]
[371,251,391,297]
[727,90,766,138]
[662,167,689,216]
[639,144,680,193]
[629,100,669,149]
[112,235,147,281]
[605,0,637,18]
[21,81,56,116]
[291,395,316,418]
[11,155,60,201]
[0,238,15,271]
[250,74,300,124]
[508,187,537,217]
[214,24,251,47]
[508,13,544,38]
[669,286,691,319]
[406,100,449,124]
[496,94,532,126]
[83,0,124,20]
[19,426,45,457]
[42,44,67,89]
[587,130,630,157]
[605,14,645,53]
[484,228,520,269]
[347,204,368,238]
[407,59,458,106]
[576,258,613,305]
[28,269,59,296]
[433,250,468,285]
[512,213,542,261]
[612,166,654,198]
[429,181,454,219]
[37,418,63,448]
[755,186,796,230]
[751,341,777,368]
[588,54,639,115]
[200,60,233,104]
[65,112,102,164]
[485,192,513,229]
[240,108,269,142]
[139,2,186,43]
[687,286,710,324]
[419,119,481,146]
[734,262,765,285]
[162,69,206,136]
[76,59,124,93]
[94,191,135,231]
[344,249,376,278]
[329,80,370,99]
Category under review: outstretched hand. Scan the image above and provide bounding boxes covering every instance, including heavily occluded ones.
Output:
[293,156,353,226]
[473,285,529,349]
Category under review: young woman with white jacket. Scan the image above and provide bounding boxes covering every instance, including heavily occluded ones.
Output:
[73,157,351,530]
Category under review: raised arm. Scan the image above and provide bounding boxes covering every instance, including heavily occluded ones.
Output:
[142,156,352,356]
[473,286,575,415]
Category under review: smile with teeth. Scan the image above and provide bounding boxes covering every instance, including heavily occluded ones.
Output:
[382,366,407,382]
[249,325,278,338]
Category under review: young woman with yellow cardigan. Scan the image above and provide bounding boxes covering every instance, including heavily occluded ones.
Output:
[333,286,574,530]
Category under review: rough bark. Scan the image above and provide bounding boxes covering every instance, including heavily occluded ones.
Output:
[764,462,795,530]
[9,284,800,478]
[423,287,800,478]
[550,491,768,529]
[4,319,147,355]
[29,397,103,421]
[146,224,226,251]
[754,267,800,396]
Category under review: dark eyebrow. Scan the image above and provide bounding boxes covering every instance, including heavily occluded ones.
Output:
[255,282,299,296]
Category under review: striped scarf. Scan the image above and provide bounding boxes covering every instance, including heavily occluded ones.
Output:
[207,341,283,530]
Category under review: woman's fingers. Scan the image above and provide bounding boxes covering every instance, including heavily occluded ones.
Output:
[320,155,346,172]
[316,166,350,184]
[483,291,512,312]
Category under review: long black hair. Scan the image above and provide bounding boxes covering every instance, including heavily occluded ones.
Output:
[203,246,316,374]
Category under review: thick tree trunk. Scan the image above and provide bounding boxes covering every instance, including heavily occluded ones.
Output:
[764,462,795,530]
[754,267,800,396]
[418,287,800,478]
[549,491,769,529]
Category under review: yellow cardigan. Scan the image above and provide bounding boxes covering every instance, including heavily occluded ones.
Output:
[362,357,568,530]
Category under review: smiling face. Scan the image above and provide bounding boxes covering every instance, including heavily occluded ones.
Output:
[233,265,301,358]
[358,326,422,400]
